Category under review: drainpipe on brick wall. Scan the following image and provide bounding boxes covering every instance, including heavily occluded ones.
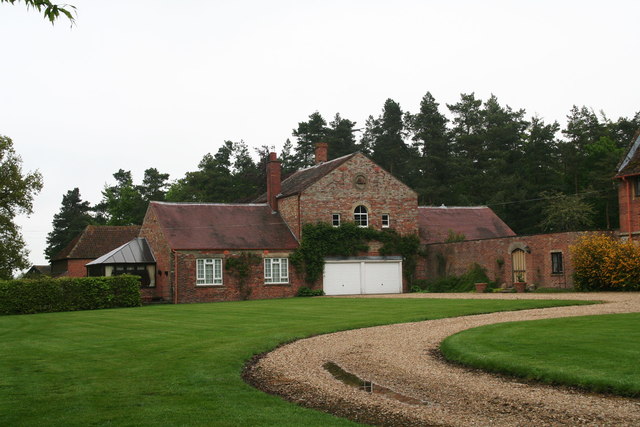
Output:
[173,250,178,304]
[297,194,302,239]
[624,177,633,241]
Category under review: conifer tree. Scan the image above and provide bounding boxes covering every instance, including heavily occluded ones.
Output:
[45,188,93,260]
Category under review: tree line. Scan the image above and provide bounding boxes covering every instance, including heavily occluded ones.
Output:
[45,92,640,261]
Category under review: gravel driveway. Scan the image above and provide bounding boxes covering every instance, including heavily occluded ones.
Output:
[244,293,640,426]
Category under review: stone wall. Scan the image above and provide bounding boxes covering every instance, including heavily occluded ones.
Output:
[299,153,418,236]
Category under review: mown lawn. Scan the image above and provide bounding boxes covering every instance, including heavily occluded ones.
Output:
[0,297,591,426]
[441,313,640,396]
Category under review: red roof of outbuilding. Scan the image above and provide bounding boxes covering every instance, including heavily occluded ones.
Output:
[51,225,142,261]
[150,202,299,250]
[418,206,516,244]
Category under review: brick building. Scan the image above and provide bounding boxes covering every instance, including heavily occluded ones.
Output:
[615,131,640,240]
[52,144,517,302]
[50,225,141,277]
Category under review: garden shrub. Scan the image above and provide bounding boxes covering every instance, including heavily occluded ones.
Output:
[296,287,325,297]
[412,263,494,293]
[0,275,142,315]
[571,232,640,291]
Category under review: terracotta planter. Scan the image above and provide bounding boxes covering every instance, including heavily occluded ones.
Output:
[475,283,488,293]
[514,282,526,293]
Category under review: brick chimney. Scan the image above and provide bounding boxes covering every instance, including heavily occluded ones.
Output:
[266,152,281,212]
[314,142,328,164]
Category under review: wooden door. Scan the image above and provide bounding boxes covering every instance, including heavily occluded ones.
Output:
[512,249,526,282]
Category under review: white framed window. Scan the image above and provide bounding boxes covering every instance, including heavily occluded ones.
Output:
[196,258,223,285]
[264,258,289,284]
[381,214,390,228]
[354,205,368,227]
[332,213,341,227]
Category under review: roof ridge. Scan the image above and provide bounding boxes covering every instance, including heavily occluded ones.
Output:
[151,201,268,207]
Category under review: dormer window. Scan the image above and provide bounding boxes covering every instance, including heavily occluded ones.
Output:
[354,205,368,227]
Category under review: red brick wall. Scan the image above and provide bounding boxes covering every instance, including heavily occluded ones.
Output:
[419,232,597,289]
[140,205,172,301]
[65,259,92,277]
[278,195,300,239]
[617,178,640,237]
[173,250,307,303]
[299,154,418,236]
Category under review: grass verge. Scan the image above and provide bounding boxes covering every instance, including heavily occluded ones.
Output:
[440,313,640,397]
[0,297,591,426]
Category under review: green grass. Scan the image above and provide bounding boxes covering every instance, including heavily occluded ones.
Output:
[0,297,592,426]
[441,313,640,397]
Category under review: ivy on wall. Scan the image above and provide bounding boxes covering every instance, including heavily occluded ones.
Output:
[225,252,261,300]
[290,222,421,284]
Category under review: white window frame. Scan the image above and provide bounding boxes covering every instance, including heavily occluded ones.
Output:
[332,213,341,227]
[354,205,368,227]
[196,258,223,285]
[381,213,390,228]
[264,258,289,284]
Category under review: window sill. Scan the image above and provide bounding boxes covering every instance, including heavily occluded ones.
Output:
[550,273,564,276]
[264,282,290,286]
[196,284,224,287]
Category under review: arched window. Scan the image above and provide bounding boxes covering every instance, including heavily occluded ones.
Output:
[354,205,368,227]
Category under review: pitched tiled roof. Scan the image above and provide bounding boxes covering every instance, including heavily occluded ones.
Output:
[615,130,640,177]
[86,238,156,265]
[254,153,357,202]
[51,225,142,261]
[150,202,299,250]
[418,206,516,244]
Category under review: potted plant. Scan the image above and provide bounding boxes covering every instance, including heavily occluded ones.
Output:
[475,282,488,293]
[514,273,526,293]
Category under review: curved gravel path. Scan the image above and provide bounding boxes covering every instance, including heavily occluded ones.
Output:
[245,293,640,426]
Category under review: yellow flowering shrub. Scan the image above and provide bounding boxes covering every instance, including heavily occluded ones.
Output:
[571,233,640,291]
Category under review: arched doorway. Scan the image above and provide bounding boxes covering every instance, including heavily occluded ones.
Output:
[512,248,526,282]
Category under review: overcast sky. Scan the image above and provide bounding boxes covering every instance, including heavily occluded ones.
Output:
[2,0,639,268]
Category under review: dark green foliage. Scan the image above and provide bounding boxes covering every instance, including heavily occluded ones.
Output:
[167,140,262,203]
[290,222,421,284]
[94,168,170,225]
[296,286,325,297]
[0,275,141,315]
[368,99,415,183]
[538,191,595,232]
[225,253,261,300]
[0,135,43,279]
[45,188,94,260]
[413,263,493,293]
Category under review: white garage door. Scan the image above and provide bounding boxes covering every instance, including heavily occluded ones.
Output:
[323,260,402,295]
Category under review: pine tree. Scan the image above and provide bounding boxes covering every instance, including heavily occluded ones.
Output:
[406,92,450,204]
[291,112,328,168]
[370,99,413,182]
[45,188,93,260]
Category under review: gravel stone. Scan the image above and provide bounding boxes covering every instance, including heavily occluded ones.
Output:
[245,293,640,426]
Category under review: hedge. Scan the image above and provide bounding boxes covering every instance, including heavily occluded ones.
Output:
[0,275,142,315]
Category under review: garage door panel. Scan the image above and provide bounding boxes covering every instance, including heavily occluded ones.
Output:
[324,261,402,295]
[363,263,402,294]
[323,263,361,295]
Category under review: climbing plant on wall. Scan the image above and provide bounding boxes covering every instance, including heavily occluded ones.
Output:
[290,222,421,284]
